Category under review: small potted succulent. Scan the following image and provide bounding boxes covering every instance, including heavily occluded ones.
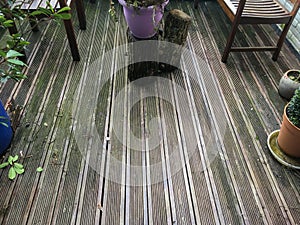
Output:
[277,87,300,158]
[278,69,300,100]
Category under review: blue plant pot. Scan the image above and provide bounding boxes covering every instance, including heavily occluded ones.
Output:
[0,101,13,155]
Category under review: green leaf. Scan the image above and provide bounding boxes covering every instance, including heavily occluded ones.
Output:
[6,50,24,58]
[7,59,26,66]
[54,13,71,20]
[14,163,24,169]
[36,167,43,172]
[34,8,52,16]
[12,155,19,162]
[8,155,14,165]
[0,162,9,169]
[3,20,14,28]
[0,50,6,57]
[46,1,55,13]
[14,167,25,175]
[57,7,71,14]
[8,167,16,180]
[30,11,44,16]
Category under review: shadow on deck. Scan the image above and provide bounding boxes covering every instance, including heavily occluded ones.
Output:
[0,0,300,224]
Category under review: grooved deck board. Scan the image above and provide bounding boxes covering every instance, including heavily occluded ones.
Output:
[0,0,300,224]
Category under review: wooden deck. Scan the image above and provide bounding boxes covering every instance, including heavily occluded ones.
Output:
[1,0,300,224]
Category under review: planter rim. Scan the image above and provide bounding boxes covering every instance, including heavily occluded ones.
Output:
[118,0,169,10]
[285,69,300,80]
[284,104,300,131]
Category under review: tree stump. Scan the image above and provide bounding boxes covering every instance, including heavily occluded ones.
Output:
[127,29,160,81]
[160,9,191,72]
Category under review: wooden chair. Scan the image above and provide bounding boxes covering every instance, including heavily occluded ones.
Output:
[195,0,300,63]
[9,0,86,61]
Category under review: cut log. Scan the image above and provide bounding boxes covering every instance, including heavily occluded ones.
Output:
[160,9,191,72]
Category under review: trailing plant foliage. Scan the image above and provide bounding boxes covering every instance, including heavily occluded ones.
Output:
[109,0,166,18]
[125,0,166,7]
[0,0,71,83]
[287,87,300,128]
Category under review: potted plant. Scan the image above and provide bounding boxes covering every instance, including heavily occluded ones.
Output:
[116,0,169,39]
[277,87,300,158]
[278,69,300,100]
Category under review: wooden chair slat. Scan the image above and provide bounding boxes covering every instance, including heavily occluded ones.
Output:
[195,0,300,62]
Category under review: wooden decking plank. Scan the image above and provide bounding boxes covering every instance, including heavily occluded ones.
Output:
[22,2,102,222]
[127,85,144,224]
[199,3,282,225]
[201,1,298,224]
[180,56,240,225]
[101,19,128,225]
[190,2,274,224]
[171,75,205,225]
[93,9,116,225]
[244,24,300,224]
[0,0,300,224]
[0,20,75,225]
[157,72,199,224]
[12,1,101,223]
[78,3,117,225]
[208,3,298,224]
[0,21,54,224]
[185,7,247,225]
[156,80,178,224]
[144,91,169,225]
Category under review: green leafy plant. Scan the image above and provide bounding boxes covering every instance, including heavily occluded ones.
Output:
[0,1,71,83]
[287,87,300,128]
[125,0,166,8]
[0,155,24,180]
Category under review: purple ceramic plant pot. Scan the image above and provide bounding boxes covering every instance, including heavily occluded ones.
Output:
[118,0,169,39]
[0,101,13,155]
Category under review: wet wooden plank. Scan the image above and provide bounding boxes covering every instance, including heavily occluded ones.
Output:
[0,0,299,224]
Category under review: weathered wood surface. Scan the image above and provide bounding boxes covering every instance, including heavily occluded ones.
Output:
[160,9,192,72]
[127,30,160,81]
[0,0,300,224]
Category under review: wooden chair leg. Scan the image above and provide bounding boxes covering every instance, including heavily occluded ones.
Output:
[222,21,239,63]
[75,0,86,30]
[272,20,293,61]
[63,19,80,61]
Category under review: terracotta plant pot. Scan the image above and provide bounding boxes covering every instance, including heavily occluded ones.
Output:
[277,105,300,158]
[278,69,300,100]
